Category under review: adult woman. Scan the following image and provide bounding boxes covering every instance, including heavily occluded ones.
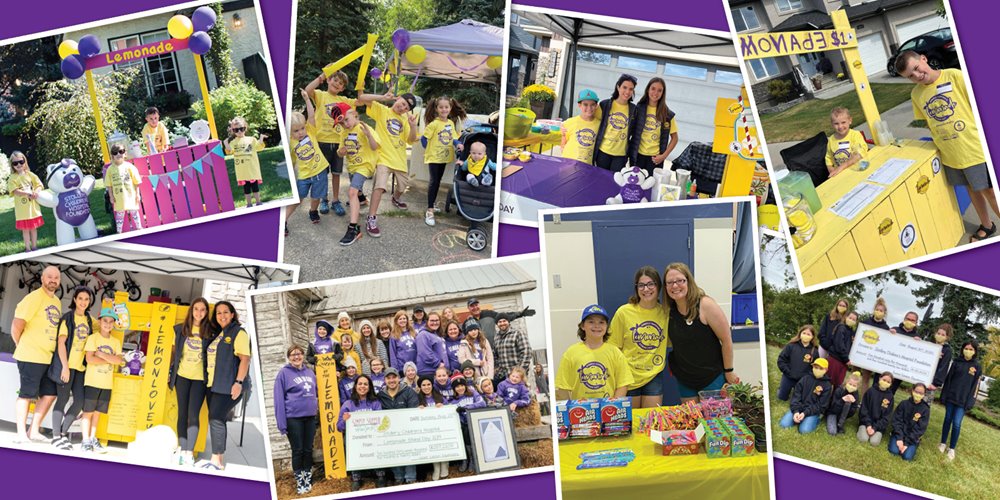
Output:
[50,287,95,450]
[629,77,679,176]
[457,319,494,382]
[818,298,850,359]
[888,383,930,461]
[859,298,890,392]
[338,375,384,490]
[169,297,213,465]
[608,266,669,408]
[938,341,981,460]
[415,311,447,378]
[389,310,418,372]
[274,345,317,494]
[557,304,632,400]
[442,307,457,323]
[203,301,251,470]
[376,319,393,368]
[356,320,388,375]
[411,306,428,332]
[440,314,463,373]
[663,263,739,402]
[593,73,638,171]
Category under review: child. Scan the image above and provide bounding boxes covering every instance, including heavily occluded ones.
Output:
[305,69,360,217]
[443,318,463,373]
[223,116,267,207]
[432,365,454,401]
[81,308,123,452]
[824,107,867,178]
[336,108,379,245]
[825,371,861,435]
[341,333,361,374]
[357,320,387,375]
[421,96,466,226]
[927,323,954,403]
[818,298,849,359]
[369,358,387,395]
[357,91,419,237]
[416,320,448,378]
[888,383,930,461]
[938,341,981,460]
[285,90,331,231]
[51,287,95,450]
[141,106,170,154]
[896,50,999,242]
[307,320,344,368]
[857,371,895,446]
[457,142,495,187]
[775,325,819,401]
[335,311,360,346]
[556,304,633,400]
[859,298,890,392]
[480,378,502,407]
[458,319,494,381]
[497,366,532,413]
[631,78,679,176]
[416,375,447,480]
[780,358,832,434]
[562,90,601,164]
[7,151,44,252]
[451,376,485,472]
[389,310,418,372]
[460,361,477,386]
[826,310,857,387]
[104,143,143,233]
[339,359,359,402]
[402,361,419,390]
[337,375,384,490]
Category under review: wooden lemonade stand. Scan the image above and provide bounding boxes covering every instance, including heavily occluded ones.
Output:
[739,10,964,288]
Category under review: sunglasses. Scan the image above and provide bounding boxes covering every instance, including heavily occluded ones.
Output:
[11,159,25,166]
[111,149,126,156]
[232,127,246,133]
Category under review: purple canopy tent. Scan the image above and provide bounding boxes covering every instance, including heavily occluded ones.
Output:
[398,19,503,83]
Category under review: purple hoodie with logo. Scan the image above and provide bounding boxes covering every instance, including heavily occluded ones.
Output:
[497,379,531,408]
[273,364,318,434]
[445,335,464,372]
[433,380,455,402]
[415,329,448,376]
[370,372,386,395]
[452,388,486,423]
[390,330,418,372]
[339,374,358,402]
[337,398,382,432]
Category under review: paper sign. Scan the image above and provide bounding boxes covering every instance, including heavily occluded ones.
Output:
[847,326,943,385]
[316,353,347,479]
[345,407,466,470]
[740,30,857,59]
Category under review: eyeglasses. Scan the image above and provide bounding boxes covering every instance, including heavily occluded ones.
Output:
[665,278,688,287]
[635,282,657,290]
[111,149,126,156]
[232,127,246,133]
[11,159,25,166]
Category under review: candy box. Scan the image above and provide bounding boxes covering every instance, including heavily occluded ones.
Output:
[703,419,732,458]
[566,399,601,439]
[657,427,704,456]
[599,397,632,436]
[730,428,756,457]
[556,401,569,440]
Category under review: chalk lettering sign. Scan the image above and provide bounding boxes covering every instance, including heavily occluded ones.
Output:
[739,30,857,60]
[848,326,942,385]
[316,353,347,479]
[86,38,190,71]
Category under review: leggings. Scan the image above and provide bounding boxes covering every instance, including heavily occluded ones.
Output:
[114,210,143,233]
[940,403,966,450]
[594,150,627,171]
[285,415,316,472]
[175,376,207,451]
[427,163,448,208]
[242,181,260,194]
[208,392,241,454]
[52,369,86,436]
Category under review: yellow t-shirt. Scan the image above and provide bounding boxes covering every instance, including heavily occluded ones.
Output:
[607,302,669,389]
[341,122,379,178]
[103,162,141,212]
[84,333,122,390]
[13,288,62,364]
[367,101,412,172]
[911,68,985,169]
[206,329,251,387]
[556,342,634,399]
[423,118,458,164]
[177,327,205,381]
[141,122,170,153]
[293,123,330,180]
[825,129,868,168]
[227,136,265,184]
[639,108,677,156]
[599,100,630,157]
[7,171,44,222]
[562,115,600,164]
[58,314,93,372]
[313,92,356,143]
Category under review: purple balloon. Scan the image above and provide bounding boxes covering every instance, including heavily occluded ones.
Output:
[370,68,382,79]
[61,54,85,80]
[391,29,410,52]
[78,35,100,58]
[192,6,217,32]
[189,31,212,55]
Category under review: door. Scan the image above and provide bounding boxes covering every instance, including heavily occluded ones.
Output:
[896,16,950,44]
[857,33,889,77]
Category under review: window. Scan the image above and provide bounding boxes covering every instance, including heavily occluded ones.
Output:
[776,0,802,12]
[714,70,745,85]
[664,62,708,80]
[731,6,760,32]
[617,55,657,73]
[108,30,182,97]
[576,49,611,65]
[749,57,781,79]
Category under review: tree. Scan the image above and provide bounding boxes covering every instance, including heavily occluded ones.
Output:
[978,327,1000,379]
[206,2,242,87]
[0,37,62,118]
[910,273,1000,348]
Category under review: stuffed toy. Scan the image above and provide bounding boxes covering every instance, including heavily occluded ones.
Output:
[121,349,146,376]
[607,165,655,204]
[37,158,98,245]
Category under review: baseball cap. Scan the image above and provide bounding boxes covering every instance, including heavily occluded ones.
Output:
[414,305,425,313]
[577,89,599,103]
[384,367,400,377]
[812,358,829,369]
[400,93,417,112]
[467,297,479,307]
[329,102,351,123]
[99,307,119,321]
[580,304,609,322]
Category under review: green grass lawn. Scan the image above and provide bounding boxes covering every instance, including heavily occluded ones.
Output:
[766,344,1000,500]
[760,83,914,143]
[0,146,292,257]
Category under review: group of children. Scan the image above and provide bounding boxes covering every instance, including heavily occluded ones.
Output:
[286,70,496,245]
[776,298,983,462]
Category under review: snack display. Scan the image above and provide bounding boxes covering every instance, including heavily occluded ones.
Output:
[566,399,601,438]
[599,398,632,437]
[576,448,636,470]
[559,398,633,439]
[702,417,756,458]
[703,419,732,458]
[660,428,701,456]
[697,389,733,419]
[638,401,703,435]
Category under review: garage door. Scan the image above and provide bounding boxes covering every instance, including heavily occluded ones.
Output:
[857,33,888,76]
[896,15,950,43]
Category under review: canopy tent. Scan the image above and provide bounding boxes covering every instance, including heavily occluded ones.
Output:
[398,19,504,83]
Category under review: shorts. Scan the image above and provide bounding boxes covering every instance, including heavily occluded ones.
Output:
[83,386,112,413]
[319,142,344,174]
[17,361,57,399]
[944,162,992,192]
[626,371,664,397]
[349,172,370,191]
[676,372,726,399]
[296,171,329,200]
[374,165,409,194]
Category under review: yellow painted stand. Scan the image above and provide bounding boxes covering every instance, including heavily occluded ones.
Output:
[192,54,218,140]
[316,353,347,479]
[322,34,379,92]
[713,86,763,197]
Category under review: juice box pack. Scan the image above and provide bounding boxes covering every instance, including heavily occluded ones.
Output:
[557,398,631,439]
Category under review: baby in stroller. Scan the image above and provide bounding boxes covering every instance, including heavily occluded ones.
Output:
[457,141,496,187]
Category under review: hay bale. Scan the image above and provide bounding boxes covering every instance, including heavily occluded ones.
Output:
[514,398,542,427]
[518,438,554,468]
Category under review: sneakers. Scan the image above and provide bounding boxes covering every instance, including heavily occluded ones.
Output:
[947,448,955,460]
[939,443,947,453]
[309,210,320,224]
[180,451,195,466]
[81,439,94,452]
[425,209,436,226]
[93,439,108,454]
[358,192,369,207]
[332,201,346,216]
[340,224,362,246]
[319,199,330,214]
[366,216,381,238]
[391,196,408,209]
[52,435,73,451]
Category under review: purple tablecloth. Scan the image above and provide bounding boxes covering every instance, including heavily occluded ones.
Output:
[502,154,649,207]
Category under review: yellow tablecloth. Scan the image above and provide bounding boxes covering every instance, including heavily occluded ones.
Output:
[559,408,770,500]
[504,131,562,154]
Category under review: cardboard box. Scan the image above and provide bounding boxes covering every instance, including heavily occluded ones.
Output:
[599,397,632,437]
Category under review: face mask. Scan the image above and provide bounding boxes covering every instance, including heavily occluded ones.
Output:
[912,393,924,403]
[873,311,885,321]
[846,319,857,328]
[812,368,827,379]
[934,333,947,344]
[837,305,847,314]
[878,380,891,391]
[800,333,813,344]
[903,320,916,330]
[963,348,975,360]
[845,383,858,393]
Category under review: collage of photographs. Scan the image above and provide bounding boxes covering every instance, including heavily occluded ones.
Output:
[0,1,997,500]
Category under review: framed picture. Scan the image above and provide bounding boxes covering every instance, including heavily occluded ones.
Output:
[466,407,521,474]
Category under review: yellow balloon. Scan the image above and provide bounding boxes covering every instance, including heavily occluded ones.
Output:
[58,40,79,60]
[167,15,194,40]
[405,45,426,65]
[486,55,502,70]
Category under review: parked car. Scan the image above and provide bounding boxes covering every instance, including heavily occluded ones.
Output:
[887,28,959,76]
[979,375,994,400]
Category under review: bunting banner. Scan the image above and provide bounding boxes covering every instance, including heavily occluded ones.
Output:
[141,143,224,189]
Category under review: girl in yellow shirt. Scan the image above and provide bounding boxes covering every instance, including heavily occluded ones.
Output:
[630,78,679,176]
[51,287,95,450]
[608,266,669,408]
[7,151,45,252]
[169,297,214,466]
[223,116,268,208]
[421,96,467,226]
[594,74,638,171]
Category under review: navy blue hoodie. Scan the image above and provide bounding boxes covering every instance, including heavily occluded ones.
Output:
[941,352,981,411]
[818,314,841,351]
[825,385,860,418]
[777,342,818,381]
[827,323,854,364]
[858,384,894,432]
[789,372,833,417]
[891,396,931,446]
[930,341,954,388]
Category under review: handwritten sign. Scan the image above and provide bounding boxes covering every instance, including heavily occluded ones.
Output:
[345,407,465,470]
[85,38,189,71]
[138,303,175,430]
[105,375,141,437]
[848,326,942,385]
[739,30,857,60]
[316,353,347,479]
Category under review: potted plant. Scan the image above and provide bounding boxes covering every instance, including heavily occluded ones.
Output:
[726,382,767,452]
[522,83,555,119]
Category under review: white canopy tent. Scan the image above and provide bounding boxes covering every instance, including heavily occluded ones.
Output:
[398,19,504,83]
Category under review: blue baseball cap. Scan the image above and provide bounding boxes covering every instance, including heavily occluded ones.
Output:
[577,89,599,103]
[99,307,119,321]
[580,304,609,322]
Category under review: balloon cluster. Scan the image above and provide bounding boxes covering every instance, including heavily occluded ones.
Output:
[391,28,426,65]
[59,6,217,80]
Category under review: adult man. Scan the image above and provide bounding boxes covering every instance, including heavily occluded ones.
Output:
[12,266,62,442]
[489,317,534,389]
[377,367,419,485]
[466,297,535,348]
[890,311,921,395]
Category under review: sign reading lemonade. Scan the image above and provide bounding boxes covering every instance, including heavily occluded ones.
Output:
[85,38,190,70]
[344,407,465,470]
[848,326,942,385]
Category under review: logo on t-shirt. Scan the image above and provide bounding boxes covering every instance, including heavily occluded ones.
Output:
[578,361,609,390]
[576,128,596,147]
[643,114,659,132]
[75,323,89,341]
[386,118,403,136]
[343,133,361,156]
[46,305,60,326]
[924,94,957,122]
[185,336,202,352]
[437,125,453,145]
[630,321,664,350]
[295,137,316,163]
[609,112,628,130]
[97,344,115,356]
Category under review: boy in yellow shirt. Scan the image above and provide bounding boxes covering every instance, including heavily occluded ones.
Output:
[305,70,367,216]
[81,308,123,453]
[896,50,999,241]
[103,144,143,232]
[556,304,633,400]
[561,89,601,164]
[825,107,868,178]
[337,108,379,246]
[285,89,331,233]
[141,106,170,154]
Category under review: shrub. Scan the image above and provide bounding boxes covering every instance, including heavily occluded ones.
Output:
[0,152,9,195]
[767,79,793,103]
[190,80,277,143]
[1,121,24,137]
[987,378,1000,412]
[522,83,555,102]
